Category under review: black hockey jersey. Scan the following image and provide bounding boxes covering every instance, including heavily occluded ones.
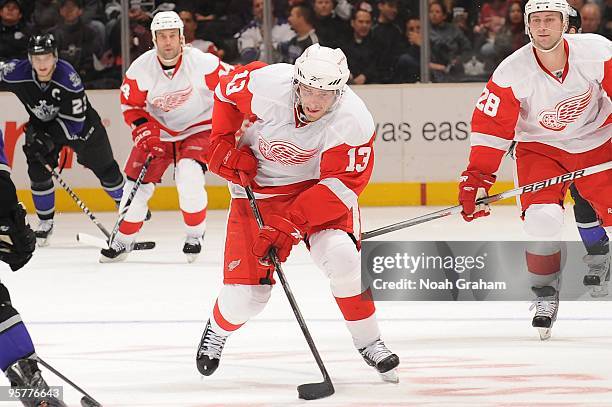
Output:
[0,59,101,141]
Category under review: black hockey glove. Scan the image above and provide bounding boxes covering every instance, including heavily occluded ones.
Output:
[22,125,55,158]
[0,203,36,271]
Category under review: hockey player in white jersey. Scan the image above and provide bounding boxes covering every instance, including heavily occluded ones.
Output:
[195,44,400,384]
[458,0,611,339]
[100,11,231,263]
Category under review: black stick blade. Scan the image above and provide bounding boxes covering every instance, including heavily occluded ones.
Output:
[297,381,335,400]
[81,396,102,407]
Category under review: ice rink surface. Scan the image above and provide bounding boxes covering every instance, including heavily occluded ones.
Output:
[1,205,611,406]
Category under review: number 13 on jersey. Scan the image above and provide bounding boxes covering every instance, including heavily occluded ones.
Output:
[346,146,372,172]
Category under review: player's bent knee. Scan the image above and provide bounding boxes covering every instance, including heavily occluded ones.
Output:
[176,159,205,192]
[310,229,362,297]
[523,204,564,238]
[218,284,272,323]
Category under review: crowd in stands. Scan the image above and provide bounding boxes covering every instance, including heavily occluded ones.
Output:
[0,0,610,88]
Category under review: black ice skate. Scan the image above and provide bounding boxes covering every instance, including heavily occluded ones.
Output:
[34,219,54,247]
[196,319,227,376]
[530,286,559,340]
[99,238,133,263]
[5,358,67,407]
[183,233,204,263]
[358,339,400,383]
[582,254,611,298]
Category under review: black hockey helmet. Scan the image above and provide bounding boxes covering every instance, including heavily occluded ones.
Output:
[27,34,58,57]
[568,7,582,33]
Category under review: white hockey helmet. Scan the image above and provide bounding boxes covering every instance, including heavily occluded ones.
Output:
[293,44,350,91]
[524,0,570,37]
[150,11,184,43]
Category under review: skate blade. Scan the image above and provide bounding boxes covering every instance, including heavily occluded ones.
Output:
[537,327,552,341]
[590,285,609,298]
[36,237,51,247]
[99,252,129,263]
[379,368,399,383]
[186,253,198,263]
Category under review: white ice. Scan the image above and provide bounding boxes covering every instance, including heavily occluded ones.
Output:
[1,206,611,406]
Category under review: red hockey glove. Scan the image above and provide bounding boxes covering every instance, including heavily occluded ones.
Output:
[252,214,307,263]
[208,140,257,186]
[132,122,166,157]
[458,170,496,222]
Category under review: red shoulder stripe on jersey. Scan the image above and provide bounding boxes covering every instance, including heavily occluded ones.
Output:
[469,78,519,174]
[120,77,147,107]
[603,57,611,98]
[217,61,267,116]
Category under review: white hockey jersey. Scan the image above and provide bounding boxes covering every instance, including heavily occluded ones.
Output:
[212,62,376,233]
[468,34,611,174]
[120,46,231,141]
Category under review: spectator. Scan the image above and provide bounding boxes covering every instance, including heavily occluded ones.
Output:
[280,4,318,63]
[394,15,421,83]
[567,0,586,11]
[604,0,612,39]
[471,9,504,78]
[0,0,31,61]
[343,7,377,84]
[477,0,508,27]
[428,1,472,82]
[494,0,528,61]
[371,0,404,83]
[581,3,603,34]
[51,0,103,83]
[179,8,223,58]
[235,0,294,63]
[452,6,475,44]
[80,0,106,48]
[312,0,350,48]
[107,0,153,63]
[31,0,61,33]
[335,0,353,20]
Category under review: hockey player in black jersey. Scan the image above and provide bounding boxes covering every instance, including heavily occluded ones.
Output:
[0,131,67,407]
[0,33,125,246]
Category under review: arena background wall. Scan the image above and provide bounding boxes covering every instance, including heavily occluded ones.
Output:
[1,83,520,212]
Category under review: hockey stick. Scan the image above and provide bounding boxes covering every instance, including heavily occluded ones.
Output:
[240,174,334,400]
[35,153,154,251]
[361,160,612,240]
[108,154,153,248]
[34,356,102,407]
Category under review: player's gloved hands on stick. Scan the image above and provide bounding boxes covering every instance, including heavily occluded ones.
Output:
[0,203,36,271]
[22,125,55,158]
[458,170,496,222]
[132,121,167,157]
[208,140,257,186]
[252,213,307,263]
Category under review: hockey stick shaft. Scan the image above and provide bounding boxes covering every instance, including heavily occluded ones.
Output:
[361,160,612,240]
[240,178,334,393]
[35,356,102,406]
[109,155,153,246]
[36,153,111,237]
